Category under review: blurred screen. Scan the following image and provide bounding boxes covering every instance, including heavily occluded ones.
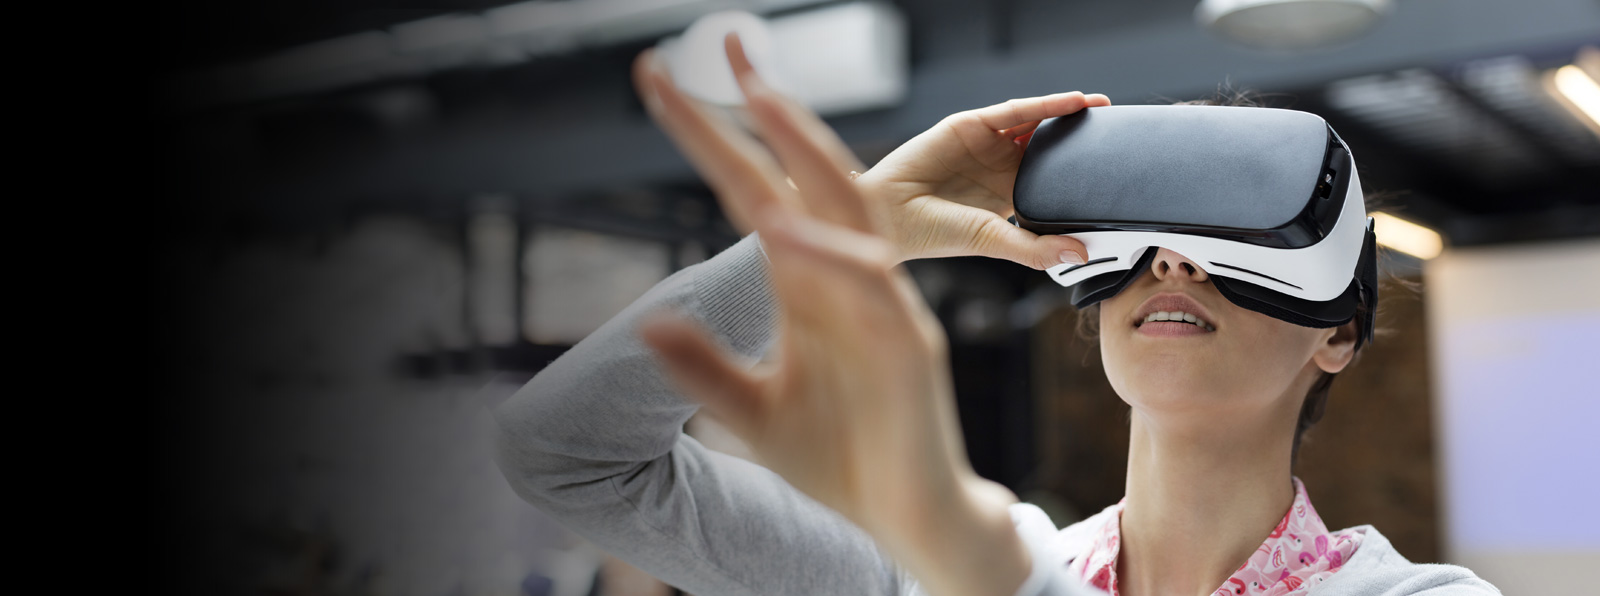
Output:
[1426,238,1600,594]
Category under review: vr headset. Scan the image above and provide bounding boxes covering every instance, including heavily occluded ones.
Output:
[1013,105,1377,347]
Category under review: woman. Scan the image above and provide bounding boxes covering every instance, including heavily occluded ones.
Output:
[494,37,1498,596]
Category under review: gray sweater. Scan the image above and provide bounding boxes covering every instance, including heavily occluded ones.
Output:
[493,236,1499,596]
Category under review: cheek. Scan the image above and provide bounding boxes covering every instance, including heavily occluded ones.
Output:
[1216,318,1326,399]
[1229,319,1326,381]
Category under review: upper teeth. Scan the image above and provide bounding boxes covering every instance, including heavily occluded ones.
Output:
[1143,311,1213,330]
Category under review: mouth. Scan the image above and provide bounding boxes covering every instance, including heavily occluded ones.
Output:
[1139,310,1214,331]
[1132,293,1217,336]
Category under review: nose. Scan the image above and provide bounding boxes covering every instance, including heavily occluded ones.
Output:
[1150,248,1209,283]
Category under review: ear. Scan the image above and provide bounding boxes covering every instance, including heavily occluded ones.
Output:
[1312,320,1359,374]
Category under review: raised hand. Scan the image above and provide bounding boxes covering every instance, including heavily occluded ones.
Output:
[859,88,1110,270]
[632,35,1035,596]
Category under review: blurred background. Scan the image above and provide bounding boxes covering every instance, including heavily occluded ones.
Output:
[150,1,1600,595]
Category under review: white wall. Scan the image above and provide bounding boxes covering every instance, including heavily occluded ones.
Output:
[1424,238,1600,594]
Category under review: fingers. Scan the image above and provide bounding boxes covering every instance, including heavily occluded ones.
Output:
[631,49,796,232]
[640,313,766,436]
[1003,93,1110,146]
[760,213,927,328]
[1001,120,1041,141]
[939,91,1106,162]
[761,215,952,380]
[723,35,865,173]
[764,214,901,285]
[964,211,1089,270]
[725,34,875,233]
[967,92,1090,133]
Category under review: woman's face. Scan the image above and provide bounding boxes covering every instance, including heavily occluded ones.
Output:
[1099,248,1357,432]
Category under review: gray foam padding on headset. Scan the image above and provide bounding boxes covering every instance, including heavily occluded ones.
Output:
[1014,105,1330,231]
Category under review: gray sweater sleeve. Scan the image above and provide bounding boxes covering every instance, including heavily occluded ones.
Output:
[493,236,907,596]
[493,235,1103,596]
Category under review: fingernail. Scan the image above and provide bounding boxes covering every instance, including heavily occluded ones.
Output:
[1060,250,1086,266]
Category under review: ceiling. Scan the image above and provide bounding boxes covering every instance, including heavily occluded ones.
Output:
[153,0,1600,246]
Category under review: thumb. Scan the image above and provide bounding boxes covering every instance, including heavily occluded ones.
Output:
[972,217,1088,271]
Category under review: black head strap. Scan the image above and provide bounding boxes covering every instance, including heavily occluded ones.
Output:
[1354,218,1378,348]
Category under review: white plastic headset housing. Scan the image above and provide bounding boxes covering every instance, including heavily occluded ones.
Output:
[1044,166,1368,302]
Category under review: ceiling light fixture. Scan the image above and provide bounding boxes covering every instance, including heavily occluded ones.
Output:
[1372,212,1443,260]
[1544,46,1600,137]
[1196,0,1392,50]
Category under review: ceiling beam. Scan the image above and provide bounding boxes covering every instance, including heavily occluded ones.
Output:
[170,0,1600,224]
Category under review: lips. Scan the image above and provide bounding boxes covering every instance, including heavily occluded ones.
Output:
[1132,292,1217,336]
[1142,310,1214,331]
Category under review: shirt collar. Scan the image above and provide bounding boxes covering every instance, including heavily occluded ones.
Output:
[1065,477,1365,596]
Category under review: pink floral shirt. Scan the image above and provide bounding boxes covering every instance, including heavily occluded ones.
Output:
[1065,477,1364,596]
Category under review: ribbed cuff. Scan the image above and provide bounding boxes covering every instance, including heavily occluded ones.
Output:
[693,234,779,358]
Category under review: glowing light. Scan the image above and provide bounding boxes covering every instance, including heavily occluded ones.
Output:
[1549,64,1600,133]
[1195,0,1391,50]
[1372,212,1443,260]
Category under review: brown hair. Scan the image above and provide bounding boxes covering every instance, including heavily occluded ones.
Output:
[1073,89,1402,463]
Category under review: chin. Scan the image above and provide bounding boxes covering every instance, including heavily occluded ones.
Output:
[1102,343,1251,413]
[1111,369,1231,411]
